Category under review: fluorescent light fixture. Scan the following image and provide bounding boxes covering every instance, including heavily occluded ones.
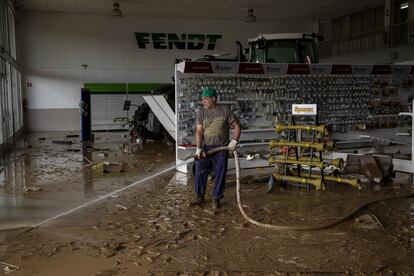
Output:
[401,3,408,9]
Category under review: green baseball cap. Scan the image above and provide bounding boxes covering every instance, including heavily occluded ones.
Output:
[201,87,217,97]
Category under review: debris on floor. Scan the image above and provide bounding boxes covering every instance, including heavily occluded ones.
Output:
[0,131,413,274]
[98,153,108,158]
[52,140,73,145]
[66,149,81,152]
[344,154,394,185]
[0,261,20,273]
[116,204,128,210]
[23,186,42,193]
[354,213,385,231]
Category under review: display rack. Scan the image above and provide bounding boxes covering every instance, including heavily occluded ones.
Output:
[269,105,327,191]
[267,105,360,191]
[174,62,414,174]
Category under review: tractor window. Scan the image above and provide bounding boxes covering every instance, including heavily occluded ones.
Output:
[266,40,299,63]
[299,40,318,63]
[265,39,318,63]
[250,43,266,63]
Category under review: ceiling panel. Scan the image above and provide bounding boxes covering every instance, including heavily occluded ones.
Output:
[46,0,61,11]
[60,0,78,13]
[19,0,385,22]
[90,0,109,14]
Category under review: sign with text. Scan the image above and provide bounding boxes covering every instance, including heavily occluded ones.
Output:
[292,104,317,116]
[330,64,352,74]
[372,64,392,74]
[211,62,238,74]
[183,62,213,73]
[352,65,372,75]
[392,65,411,75]
[263,64,288,75]
[287,64,310,74]
[238,63,264,74]
[310,64,332,75]
[135,33,222,50]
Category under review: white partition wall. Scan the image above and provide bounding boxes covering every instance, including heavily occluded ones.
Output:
[19,10,313,132]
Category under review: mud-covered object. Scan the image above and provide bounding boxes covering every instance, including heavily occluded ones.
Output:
[133,103,150,122]
[344,154,394,185]
[136,125,164,141]
[129,103,165,141]
[354,213,384,231]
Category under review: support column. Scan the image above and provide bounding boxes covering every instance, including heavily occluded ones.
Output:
[408,0,414,22]
[385,0,392,27]
[80,88,91,142]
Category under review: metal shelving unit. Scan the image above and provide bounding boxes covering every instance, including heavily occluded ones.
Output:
[174,61,414,174]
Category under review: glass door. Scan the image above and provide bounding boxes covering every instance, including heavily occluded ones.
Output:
[11,67,20,132]
[0,58,6,144]
[6,62,13,139]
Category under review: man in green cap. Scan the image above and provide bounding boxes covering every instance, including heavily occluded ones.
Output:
[190,87,241,209]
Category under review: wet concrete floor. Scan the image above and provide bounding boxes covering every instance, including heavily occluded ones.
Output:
[0,132,414,275]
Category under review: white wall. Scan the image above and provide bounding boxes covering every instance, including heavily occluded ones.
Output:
[20,11,313,111]
[320,44,414,64]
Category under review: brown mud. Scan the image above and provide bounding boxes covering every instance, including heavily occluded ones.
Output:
[1,132,413,275]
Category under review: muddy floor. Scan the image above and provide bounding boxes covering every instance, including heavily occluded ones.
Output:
[0,132,414,275]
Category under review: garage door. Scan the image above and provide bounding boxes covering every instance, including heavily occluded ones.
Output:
[91,94,145,130]
[84,83,170,131]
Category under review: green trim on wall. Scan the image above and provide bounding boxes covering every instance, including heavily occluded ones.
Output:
[84,83,170,94]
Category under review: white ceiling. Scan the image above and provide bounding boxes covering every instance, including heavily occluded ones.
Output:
[19,0,384,22]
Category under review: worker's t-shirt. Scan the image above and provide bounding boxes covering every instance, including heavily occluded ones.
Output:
[196,104,235,146]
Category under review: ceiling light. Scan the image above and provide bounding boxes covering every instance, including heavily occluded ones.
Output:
[400,3,408,9]
[110,2,123,17]
[245,8,256,23]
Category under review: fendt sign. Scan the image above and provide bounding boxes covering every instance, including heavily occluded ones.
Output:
[135,33,222,50]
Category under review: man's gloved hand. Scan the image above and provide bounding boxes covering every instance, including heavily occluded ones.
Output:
[194,147,203,160]
[228,139,238,151]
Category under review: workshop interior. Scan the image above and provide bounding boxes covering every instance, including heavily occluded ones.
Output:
[1,0,414,274]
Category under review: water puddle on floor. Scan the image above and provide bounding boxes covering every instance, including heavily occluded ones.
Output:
[0,131,175,230]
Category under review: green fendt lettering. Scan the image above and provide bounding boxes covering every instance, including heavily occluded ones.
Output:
[206,34,222,50]
[151,33,167,49]
[135,33,150,49]
[135,32,222,50]
[167,34,186,50]
[187,34,205,50]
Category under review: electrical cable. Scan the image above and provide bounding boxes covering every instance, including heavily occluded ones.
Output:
[233,149,414,231]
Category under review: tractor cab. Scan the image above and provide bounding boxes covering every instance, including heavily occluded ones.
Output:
[248,33,322,64]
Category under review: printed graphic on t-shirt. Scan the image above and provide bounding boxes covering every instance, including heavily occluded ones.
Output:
[204,116,225,138]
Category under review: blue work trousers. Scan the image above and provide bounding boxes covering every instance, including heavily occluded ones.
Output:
[195,145,229,200]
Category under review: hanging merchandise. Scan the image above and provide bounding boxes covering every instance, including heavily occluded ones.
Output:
[174,61,414,174]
